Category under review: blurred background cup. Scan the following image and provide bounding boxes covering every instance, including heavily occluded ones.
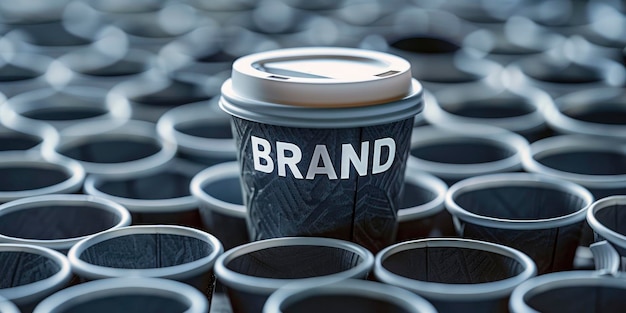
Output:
[67,225,223,300]
[396,167,453,242]
[424,83,550,142]
[0,295,19,313]
[83,158,204,229]
[32,277,209,313]
[586,195,626,272]
[445,172,594,274]
[263,279,438,313]
[543,87,626,139]
[157,99,237,171]
[509,270,626,313]
[0,194,130,253]
[3,86,131,133]
[43,119,176,179]
[190,161,248,250]
[374,238,536,313]
[0,243,71,313]
[0,151,84,204]
[214,237,374,313]
[407,125,529,186]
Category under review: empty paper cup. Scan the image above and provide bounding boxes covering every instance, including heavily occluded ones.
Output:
[509,270,626,313]
[0,244,71,313]
[263,279,437,313]
[68,225,223,298]
[83,159,203,229]
[157,100,236,169]
[544,87,626,139]
[587,196,626,266]
[214,237,374,313]
[407,125,529,185]
[4,86,131,132]
[0,194,130,253]
[190,161,248,250]
[220,47,423,252]
[0,296,19,313]
[446,172,594,274]
[0,151,84,204]
[396,167,453,241]
[32,277,208,313]
[375,238,536,313]
[44,120,176,178]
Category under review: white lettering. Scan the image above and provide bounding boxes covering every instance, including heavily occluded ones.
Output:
[341,142,369,179]
[372,138,395,174]
[276,141,303,178]
[306,145,338,180]
[251,136,274,173]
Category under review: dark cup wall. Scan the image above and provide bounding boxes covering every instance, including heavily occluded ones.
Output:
[0,0,625,312]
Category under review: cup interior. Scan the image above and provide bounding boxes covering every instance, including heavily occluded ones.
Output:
[0,204,122,240]
[59,137,161,163]
[382,246,524,284]
[174,120,233,140]
[560,101,626,125]
[280,293,414,313]
[524,284,626,313]
[0,165,70,191]
[20,93,108,122]
[411,140,514,164]
[129,79,211,108]
[0,134,42,151]
[17,22,90,47]
[226,245,362,279]
[201,176,243,205]
[0,251,60,288]
[399,183,437,209]
[0,63,42,82]
[439,96,536,119]
[453,185,586,220]
[521,60,603,84]
[96,172,191,200]
[51,293,190,313]
[79,233,213,269]
[594,203,626,237]
[535,150,626,175]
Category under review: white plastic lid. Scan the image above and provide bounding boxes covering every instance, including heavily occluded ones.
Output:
[230,47,413,107]
[220,47,423,128]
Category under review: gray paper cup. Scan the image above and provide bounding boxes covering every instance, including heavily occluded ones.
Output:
[509,271,626,313]
[0,296,19,313]
[220,47,423,253]
[190,161,248,250]
[0,151,84,204]
[407,125,529,186]
[0,194,130,253]
[44,120,176,179]
[83,159,203,229]
[375,238,536,313]
[446,172,594,274]
[587,195,626,270]
[214,236,374,313]
[0,244,71,313]
[397,168,453,241]
[67,225,223,299]
[263,279,437,313]
[33,277,208,313]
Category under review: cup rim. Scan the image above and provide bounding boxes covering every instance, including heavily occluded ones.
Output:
[190,161,246,218]
[397,168,447,221]
[374,238,537,301]
[0,296,19,313]
[263,278,438,313]
[0,243,72,305]
[0,151,85,203]
[44,120,177,178]
[445,172,594,229]
[0,111,57,151]
[67,225,223,280]
[521,134,626,188]
[407,125,529,179]
[587,195,626,251]
[0,194,131,250]
[545,87,626,138]
[214,236,374,294]
[509,270,626,313]
[156,100,236,157]
[83,167,198,213]
[32,277,208,313]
